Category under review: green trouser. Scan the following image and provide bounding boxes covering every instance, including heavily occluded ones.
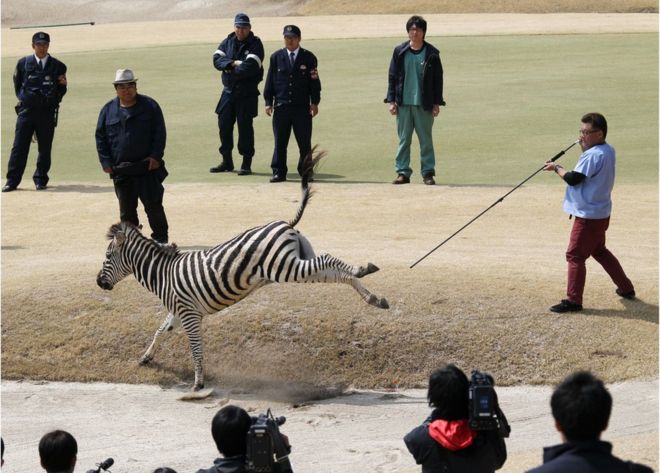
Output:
[394,104,436,178]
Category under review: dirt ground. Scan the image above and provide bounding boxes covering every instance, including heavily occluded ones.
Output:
[1,378,657,473]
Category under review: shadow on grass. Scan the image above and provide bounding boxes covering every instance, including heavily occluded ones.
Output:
[49,184,113,193]
[581,298,659,324]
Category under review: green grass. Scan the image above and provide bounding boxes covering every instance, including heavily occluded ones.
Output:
[2,33,657,185]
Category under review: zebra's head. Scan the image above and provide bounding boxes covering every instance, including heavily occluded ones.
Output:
[96,222,134,290]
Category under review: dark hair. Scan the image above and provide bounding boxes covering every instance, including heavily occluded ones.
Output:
[581,112,608,139]
[406,15,427,37]
[1,436,4,462]
[39,430,78,473]
[211,405,252,457]
[427,364,470,420]
[153,468,178,473]
[551,371,612,441]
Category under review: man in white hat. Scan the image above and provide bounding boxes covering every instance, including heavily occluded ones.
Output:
[95,69,170,244]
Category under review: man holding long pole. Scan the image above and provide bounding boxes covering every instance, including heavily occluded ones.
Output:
[543,112,635,313]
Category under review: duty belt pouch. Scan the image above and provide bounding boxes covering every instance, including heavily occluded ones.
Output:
[112,159,150,177]
[14,102,21,115]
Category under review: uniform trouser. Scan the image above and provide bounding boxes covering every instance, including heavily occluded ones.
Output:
[217,93,257,169]
[270,104,312,176]
[113,174,169,243]
[394,105,436,178]
[565,216,634,305]
[6,107,56,187]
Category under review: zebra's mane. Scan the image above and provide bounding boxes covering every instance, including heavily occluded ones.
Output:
[289,146,326,227]
[106,221,180,256]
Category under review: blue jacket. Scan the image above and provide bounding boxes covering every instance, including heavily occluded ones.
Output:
[385,41,445,111]
[263,47,321,107]
[213,32,264,98]
[95,94,166,170]
[13,54,67,109]
[526,440,653,473]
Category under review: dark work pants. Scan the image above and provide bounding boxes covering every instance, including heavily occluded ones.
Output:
[217,92,257,169]
[270,104,312,177]
[6,107,57,187]
[566,216,634,305]
[113,174,169,243]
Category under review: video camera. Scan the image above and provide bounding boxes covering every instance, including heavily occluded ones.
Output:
[86,458,114,473]
[246,409,293,473]
[468,371,511,438]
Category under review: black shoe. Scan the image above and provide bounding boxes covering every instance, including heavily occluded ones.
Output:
[550,299,583,313]
[237,169,252,176]
[210,162,234,173]
[393,174,410,184]
[423,175,435,185]
[35,184,47,191]
[2,184,17,193]
[270,174,286,183]
[616,288,636,300]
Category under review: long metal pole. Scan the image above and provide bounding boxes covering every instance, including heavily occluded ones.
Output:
[410,140,580,269]
[10,22,95,29]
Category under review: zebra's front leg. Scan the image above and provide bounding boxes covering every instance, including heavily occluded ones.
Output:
[139,312,178,365]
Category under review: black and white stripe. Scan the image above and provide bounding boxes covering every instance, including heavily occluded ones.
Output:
[97,150,388,390]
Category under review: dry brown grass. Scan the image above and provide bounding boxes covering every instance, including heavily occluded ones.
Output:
[1,182,657,391]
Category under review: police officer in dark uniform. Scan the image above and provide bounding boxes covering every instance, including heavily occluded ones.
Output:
[95,69,170,244]
[264,25,321,182]
[3,32,67,192]
[210,13,264,176]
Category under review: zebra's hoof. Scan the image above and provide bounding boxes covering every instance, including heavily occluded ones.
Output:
[139,356,152,366]
[379,298,389,309]
[193,383,205,391]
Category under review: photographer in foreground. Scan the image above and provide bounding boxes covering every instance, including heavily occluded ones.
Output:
[39,430,78,473]
[527,371,652,473]
[196,405,292,473]
[404,364,508,472]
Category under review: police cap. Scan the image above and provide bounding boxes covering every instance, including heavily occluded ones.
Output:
[234,13,251,27]
[283,25,301,38]
[32,31,50,44]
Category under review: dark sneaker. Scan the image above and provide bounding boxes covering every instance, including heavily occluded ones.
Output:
[209,162,234,173]
[423,175,435,185]
[2,184,17,192]
[270,174,286,183]
[550,299,583,313]
[237,169,252,176]
[35,184,48,190]
[393,174,410,184]
[616,288,636,300]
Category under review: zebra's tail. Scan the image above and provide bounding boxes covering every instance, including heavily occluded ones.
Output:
[289,145,326,227]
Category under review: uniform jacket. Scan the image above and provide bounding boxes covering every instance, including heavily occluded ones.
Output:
[213,32,264,98]
[404,411,507,473]
[263,47,321,107]
[13,54,67,109]
[95,94,167,172]
[385,41,445,111]
[526,440,654,473]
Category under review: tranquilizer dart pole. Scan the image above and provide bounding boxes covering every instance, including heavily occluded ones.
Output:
[410,140,580,269]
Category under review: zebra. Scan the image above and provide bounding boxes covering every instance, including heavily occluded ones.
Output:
[96,149,389,390]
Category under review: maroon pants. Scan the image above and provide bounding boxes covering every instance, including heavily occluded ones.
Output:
[566,216,634,305]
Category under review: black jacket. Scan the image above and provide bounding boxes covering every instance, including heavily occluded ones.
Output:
[526,440,654,473]
[13,54,67,109]
[95,94,167,170]
[263,47,321,107]
[195,456,283,473]
[385,41,445,111]
[213,32,264,98]
[404,411,507,473]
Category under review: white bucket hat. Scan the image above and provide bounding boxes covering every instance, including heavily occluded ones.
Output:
[113,69,138,84]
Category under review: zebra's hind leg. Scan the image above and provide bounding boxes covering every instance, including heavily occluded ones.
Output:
[292,254,389,309]
[180,313,205,391]
[139,312,178,365]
